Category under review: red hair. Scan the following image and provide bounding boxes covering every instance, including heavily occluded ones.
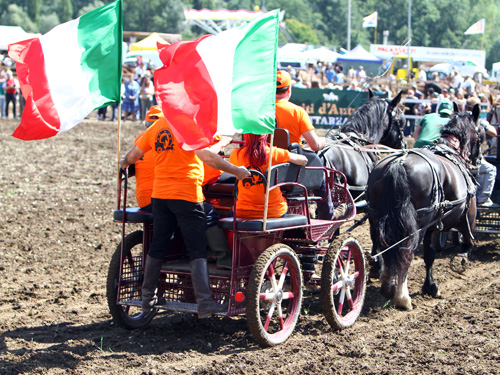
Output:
[243,134,268,167]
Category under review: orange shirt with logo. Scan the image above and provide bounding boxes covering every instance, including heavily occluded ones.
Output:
[229,146,290,218]
[134,133,156,208]
[275,99,314,145]
[136,118,204,203]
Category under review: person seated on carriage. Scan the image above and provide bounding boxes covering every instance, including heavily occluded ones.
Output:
[229,133,307,219]
[413,100,453,148]
[274,70,334,220]
[119,112,250,319]
[465,97,499,208]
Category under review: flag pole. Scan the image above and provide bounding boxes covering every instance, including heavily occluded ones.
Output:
[481,32,484,50]
[116,106,122,210]
[374,25,377,44]
[262,132,274,231]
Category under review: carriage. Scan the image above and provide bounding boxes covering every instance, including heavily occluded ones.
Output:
[107,131,367,347]
[475,154,500,234]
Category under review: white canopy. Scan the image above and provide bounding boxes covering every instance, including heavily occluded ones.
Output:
[0,26,40,50]
[302,47,340,63]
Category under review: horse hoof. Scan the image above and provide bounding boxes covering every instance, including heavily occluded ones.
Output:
[395,298,413,311]
[422,284,440,298]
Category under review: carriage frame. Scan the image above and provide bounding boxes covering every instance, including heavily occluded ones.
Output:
[107,139,367,347]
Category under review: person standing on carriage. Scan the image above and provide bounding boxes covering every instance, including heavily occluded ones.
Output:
[274,70,334,220]
[119,114,250,318]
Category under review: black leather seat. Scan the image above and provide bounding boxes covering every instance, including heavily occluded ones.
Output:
[219,214,308,231]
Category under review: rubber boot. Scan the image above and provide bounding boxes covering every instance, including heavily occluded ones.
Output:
[190,258,228,318]
[141,255,164,313]
[205,225,232,269]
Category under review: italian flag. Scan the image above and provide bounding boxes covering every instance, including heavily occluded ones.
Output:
[154,9,279,151]
[8,0,122,141]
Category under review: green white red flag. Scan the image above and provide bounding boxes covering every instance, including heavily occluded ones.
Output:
[154,9,280,151]
[8,0,122,141]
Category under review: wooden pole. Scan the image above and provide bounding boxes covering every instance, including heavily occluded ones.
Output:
[262,133,274,231]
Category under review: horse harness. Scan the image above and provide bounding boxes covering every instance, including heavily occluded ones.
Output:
[320,132,379,192]
[381,145,476,234]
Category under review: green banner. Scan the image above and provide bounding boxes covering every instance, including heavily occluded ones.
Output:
[289,89,385,129]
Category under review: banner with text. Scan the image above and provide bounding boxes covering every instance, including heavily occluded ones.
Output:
[290,89,382,129]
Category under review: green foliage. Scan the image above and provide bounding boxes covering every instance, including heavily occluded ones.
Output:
[26,0,41,24]
[58,0,73,22]
[38,13,60,33]
[285,19,318,45]
[3,0,500,70]
[0,4,37,32]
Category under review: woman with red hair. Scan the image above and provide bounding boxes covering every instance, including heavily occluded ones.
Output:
[229,134,307,218]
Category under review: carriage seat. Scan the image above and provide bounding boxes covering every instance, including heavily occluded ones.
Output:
[113,207,153,223]
[288,143,325,193]
[219,214,308,231]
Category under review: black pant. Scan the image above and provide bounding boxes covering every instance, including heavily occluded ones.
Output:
[5,93,16,118]
[148,198,207,261]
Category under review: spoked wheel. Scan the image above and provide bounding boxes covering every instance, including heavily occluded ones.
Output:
[247,244,303,347]
[106,230,157,329]
[321,236,366,329]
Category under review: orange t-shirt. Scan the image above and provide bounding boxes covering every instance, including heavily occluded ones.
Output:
[275,99,314,145]
[136,118,204,203]
[134,133,156,208]
[229,146,290,218]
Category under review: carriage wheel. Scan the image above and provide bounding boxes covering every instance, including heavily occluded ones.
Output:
[106,230,157,329]
[321,236,366,329]
[247,244,303,347]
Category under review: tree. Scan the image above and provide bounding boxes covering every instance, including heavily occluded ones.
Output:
[58,0,72,22]
[27,0,41,25]
[0,4,38,32]
[284,18,319,44]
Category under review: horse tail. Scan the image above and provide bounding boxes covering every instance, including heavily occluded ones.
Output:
[373,158,419,299]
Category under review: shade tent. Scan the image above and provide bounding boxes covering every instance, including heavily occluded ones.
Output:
[0,26,40,50]
[302,47,340,63]
[337,44,382,64]
[130,32,168,51]
[337,44,382,76]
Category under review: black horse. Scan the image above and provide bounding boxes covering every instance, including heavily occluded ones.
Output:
[366,104,482,310]
[320,90,405,206]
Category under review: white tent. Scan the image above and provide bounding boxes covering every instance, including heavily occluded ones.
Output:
[337,44,382,64]
[0,26,40,50]
[302,47,340,63]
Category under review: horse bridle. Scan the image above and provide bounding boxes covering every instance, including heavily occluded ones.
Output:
[383,102,406,149]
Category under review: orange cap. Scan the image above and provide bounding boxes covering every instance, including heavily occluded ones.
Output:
[276,70,296,88]
[146,105,163,122]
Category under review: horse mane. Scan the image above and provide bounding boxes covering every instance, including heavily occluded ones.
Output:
[340,97,389,142]
[439,111,477,157]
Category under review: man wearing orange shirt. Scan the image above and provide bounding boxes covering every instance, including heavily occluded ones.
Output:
[275,70,333,220]
[120,117,249,318]
[275,70,325,151]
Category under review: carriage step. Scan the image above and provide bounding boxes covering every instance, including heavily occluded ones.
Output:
[161,260,232,277]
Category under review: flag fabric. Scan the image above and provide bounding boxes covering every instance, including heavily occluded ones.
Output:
[362,11,378,28]
[8,0,122,141]
[154,9,279,151]
[464,19,485,35]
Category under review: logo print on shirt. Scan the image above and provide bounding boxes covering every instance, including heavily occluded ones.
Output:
[155,129,174,153]
[242,167,265,189]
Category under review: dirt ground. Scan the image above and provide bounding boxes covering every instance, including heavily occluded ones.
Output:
[0,118,499,375]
